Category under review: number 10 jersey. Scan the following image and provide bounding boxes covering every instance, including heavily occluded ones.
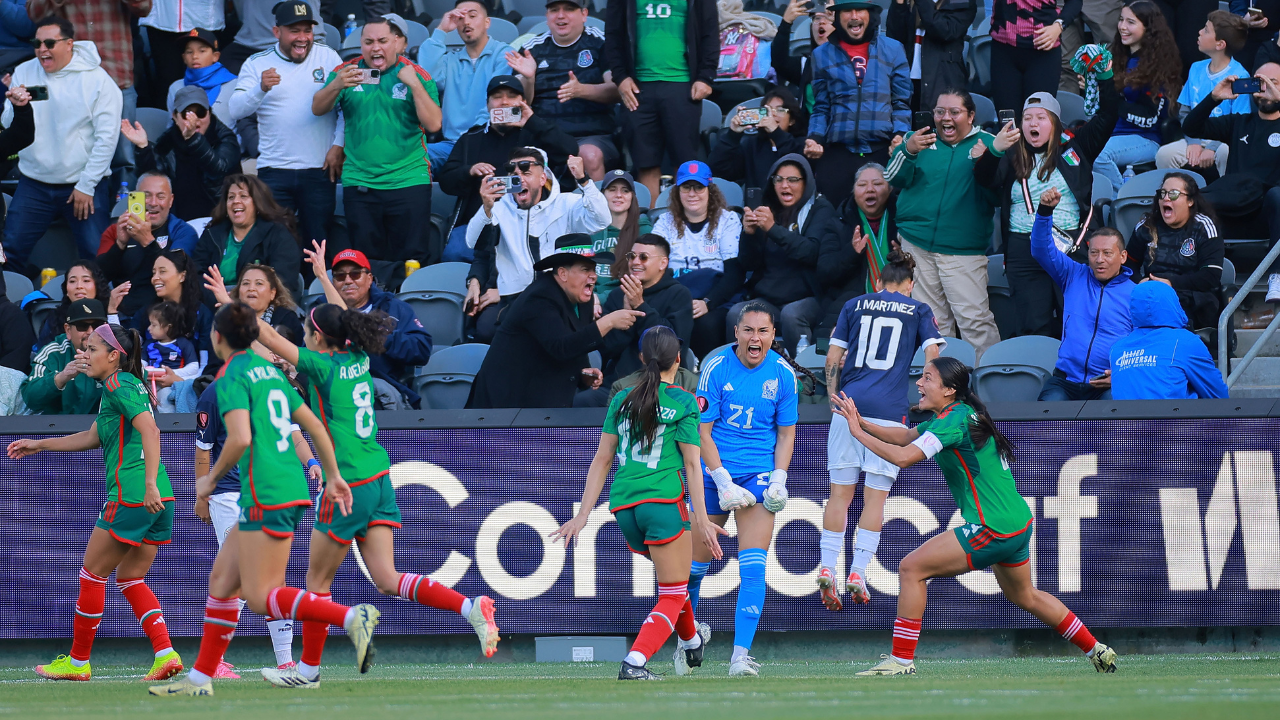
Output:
[295,347,391,486]
[830,290,945,425]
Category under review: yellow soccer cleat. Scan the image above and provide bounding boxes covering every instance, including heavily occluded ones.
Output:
[855,654,916,676]
[143,650,184,681]
[35,655,91,681]
[1090,642,1118,673]
[345,603,381,673]
[148,675,213,697]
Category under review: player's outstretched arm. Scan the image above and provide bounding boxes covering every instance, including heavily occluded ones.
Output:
[698,421,725,472]
[552,433,619,546]
[682,440,728,559]
[824,347,846,408]
[7,425,101,457]
[774,424,795,472]
[255,317,301,368]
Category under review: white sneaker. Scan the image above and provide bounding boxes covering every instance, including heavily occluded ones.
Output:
[728,656,760,677]
[855,654,916,676]
[261,665,320,689]
[1268,274,1280,303]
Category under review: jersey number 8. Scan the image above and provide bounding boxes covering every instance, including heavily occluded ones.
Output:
[267,389,292,452]
[853,316,903,370]
[353,381,374,439]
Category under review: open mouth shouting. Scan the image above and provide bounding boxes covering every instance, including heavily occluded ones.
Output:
[744,340,764,362]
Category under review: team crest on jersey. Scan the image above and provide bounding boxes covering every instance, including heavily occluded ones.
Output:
[392,83,408,100]
[313,68,325,83]
[761,378,778,400]
[697,395,709,412]
[196,411,209,429]
[1180,238,1196,257]
[578,49,593,67]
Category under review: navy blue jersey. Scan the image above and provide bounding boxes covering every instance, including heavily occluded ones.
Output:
[522,27,613,137]
[145,337,198,370]
[830,290,944,424]
[194,380,240,495]
[696,346,799,476]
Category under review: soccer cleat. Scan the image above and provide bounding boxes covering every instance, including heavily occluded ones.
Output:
[728,656,760,677]
[717,484,756,512]
[696,621,712,647]
[148,675,214,696]
[846,570,871,605]
[345,603,380,674]
[855,654,916,676]
[618,661,662,680]
[261,665,320,689]
[468,595,500,658]
[213,660,240,679]
[143,650,184,681]
[277,661,296,670]
[817,567,843,611]
[34,655,91,681]
[1089,643,1118,673]
[673,638,705,676]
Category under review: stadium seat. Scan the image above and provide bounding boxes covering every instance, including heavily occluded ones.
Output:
[1092,171,1114,225]
[412,342,488,409]
[135,107,170,143]
[27,297,60,337]
[790,16,813,56]
[967,17,991,94]
[432,184,458,222]
[907,337,977,405]
[971,92,996,129]
[713,177,744,208]
[523,19,548,35]
[4,271,33,304]
[322,23,342,47]
[653,185,671,215]
[1112,169,1206,241]
[299,274,331,311]
[986,254,1017,341]
[1057,90,1088,125]
[41,275,63,299]
[489,18,520,44]
[186,217,211,238]
[430,27,463,49]
[399,262,469,347]
[722,96,765,128]
[700,99,722,137]
[971,335,1060,402]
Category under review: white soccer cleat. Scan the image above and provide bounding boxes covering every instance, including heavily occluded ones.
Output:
[855,654,915,676]
[1089,642,1118,673]
[846,570,871,605]
[261,665,320,689]
[697,621,712,647]
[717,484,756,512]
[148,675,214,696]
[728,656,760,677]
[817,567,843,611]
[467,595,500,657]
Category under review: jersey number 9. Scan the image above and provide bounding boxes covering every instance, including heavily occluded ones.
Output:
[267,389,292,452]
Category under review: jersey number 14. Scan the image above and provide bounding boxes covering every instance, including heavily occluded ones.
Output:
[853,316,903,370]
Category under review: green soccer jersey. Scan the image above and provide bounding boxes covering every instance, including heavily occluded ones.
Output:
[915,403,1033,536]
[329,58,440,190]
[294,347,390,485]
[215,350,308,510]
[97,371,173,505]
[634,0,690,82]
[602,383,701,511]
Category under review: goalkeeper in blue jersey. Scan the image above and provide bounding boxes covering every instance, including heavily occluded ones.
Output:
[690,301,799,677]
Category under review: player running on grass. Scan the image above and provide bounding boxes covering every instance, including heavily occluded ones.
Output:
[250,298,500,689]
[150,303,380,697]
[820,251,943,610]
[553,327,727,681]
[831,357,1118,676]
[690,301,798,677]
[8,323,183,683]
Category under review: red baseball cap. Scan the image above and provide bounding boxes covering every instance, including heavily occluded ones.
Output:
[332,249,371,270]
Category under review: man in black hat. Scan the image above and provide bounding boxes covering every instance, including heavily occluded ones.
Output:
[466,234,645,409]
[21,298,105,415]
[437,75,581,262]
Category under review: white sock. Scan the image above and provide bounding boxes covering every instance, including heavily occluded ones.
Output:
[342,608,355,630]
[819,528,844,572]
[731,645,750,663]
[679,633,702,650]
[1087,647,1097,657]
[851,528,881,575]
[267,619,294,665]
[155,647,173,658]
[187,668,211,684]
[890,655,912,666]
[461,597,474,617]
[296,661,320,681]
[68,657,87,668]
[624,650,647,667]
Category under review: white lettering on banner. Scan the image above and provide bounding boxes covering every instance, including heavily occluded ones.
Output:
[350,461,472,588]
[567,502,659,598]
[1043,454,1099,592]
[477,502,566,600]
[765,498,828,596]
[1159,451,1280,591]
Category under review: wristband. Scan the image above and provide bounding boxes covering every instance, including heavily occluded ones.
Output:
[710,466,734,491]
[306,458,321,472]
[769,469,788,487]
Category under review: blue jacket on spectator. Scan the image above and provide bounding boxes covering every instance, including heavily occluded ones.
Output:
[1032,210,1134,384]
[1109,281,1228,400]
[419,35,514,143]
[0,0,34,50]
[807,35,911,153]
[364,286,433,409]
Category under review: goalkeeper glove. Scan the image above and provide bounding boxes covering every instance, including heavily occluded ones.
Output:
[763,469,789,513]
[712,467,755,512]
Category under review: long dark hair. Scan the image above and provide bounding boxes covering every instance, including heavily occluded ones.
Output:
[1010,109,1065,183]
[668,182,728,239]
[213,302,260,350]
[57,259,110,324]
[930,357,1014,463]
[101,323,156,406]
[618,325,682,451]
[765,160,807,228]
[307,303,396,355]
[607,179,645,281]
[881,249,916,286]
[1113,1,1182,98]
[1142,171,1220,232]
[762,86,807,137]
[155,249,203,338]
[210,173,297,236]
[735,300,821,395]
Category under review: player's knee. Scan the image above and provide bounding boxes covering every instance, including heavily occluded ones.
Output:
[242,592,270,617]
[897,555,927,583]
[1005,586,1038,611]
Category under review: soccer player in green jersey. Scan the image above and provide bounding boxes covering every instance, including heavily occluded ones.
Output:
[8,324,183,683]
[150,304,380,698]
[554,327,727,681]
[830,357,1118,676]
[251,299,501,689]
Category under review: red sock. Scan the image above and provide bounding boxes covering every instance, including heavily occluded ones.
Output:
[629,582,687,661]
[891,617,922,662]
[397,573,466,614]
[299,592,332,668]
[117,577,172,654]
[1055,611,1098,653]
[266,586,350,626]
[192,596,241,677]
[70,568,107,662]
[675,595,697,642]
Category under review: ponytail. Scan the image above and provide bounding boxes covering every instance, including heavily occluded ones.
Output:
[307,303,396,355]
[99,324,156,407]
[619,326,681,450]
[770,339,820,396]
[930,357,1015,464]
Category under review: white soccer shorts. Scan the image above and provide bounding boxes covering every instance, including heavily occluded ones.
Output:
[209,492,241,547]
[827,413,904,489]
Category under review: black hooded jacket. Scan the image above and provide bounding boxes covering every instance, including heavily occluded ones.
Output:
[598,269,694,382]
[739,154,836,307]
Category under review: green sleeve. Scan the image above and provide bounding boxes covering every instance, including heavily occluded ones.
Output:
[293,348,333,387]
[216,371,250,414]
[287,381,304,414]
[602,390,625,436]
[673,393,701,446]
[20,368,61,414]
[638,214,653,234]
[920,411,966,449]
[417,72,440,106]
[114,378,153,421]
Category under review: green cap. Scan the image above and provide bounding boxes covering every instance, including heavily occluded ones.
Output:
[829,0,879,10]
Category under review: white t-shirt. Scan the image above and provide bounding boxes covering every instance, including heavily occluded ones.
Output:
[652,209,742,276]
[229,43,344,170]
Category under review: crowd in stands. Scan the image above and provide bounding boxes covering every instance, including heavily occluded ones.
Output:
[6,0,1278,414]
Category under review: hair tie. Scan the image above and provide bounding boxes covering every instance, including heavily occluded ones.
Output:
[94,324,126,354]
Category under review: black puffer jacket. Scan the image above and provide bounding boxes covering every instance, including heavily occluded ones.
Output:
[136,117,240,222]
[739,154,836,307]
[886,0,976,110]
[818,192,899,336]
[598,270,694,382]
[709,125,808,191]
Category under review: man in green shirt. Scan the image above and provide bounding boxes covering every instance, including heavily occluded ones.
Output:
[312,13,443,265]
[21,299,106,415]
[603,0,721,205]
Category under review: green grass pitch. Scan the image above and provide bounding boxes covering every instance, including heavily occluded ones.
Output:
[2,655,1279,720]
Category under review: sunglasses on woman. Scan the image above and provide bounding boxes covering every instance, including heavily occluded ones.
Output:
[1156,189,1185,201]
[506,160,541,173]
